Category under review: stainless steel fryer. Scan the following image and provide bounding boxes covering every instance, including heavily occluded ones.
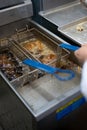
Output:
[8,25,82,120]
[1,17,83,121]
[0,0,86,130]
[0,21,82,121]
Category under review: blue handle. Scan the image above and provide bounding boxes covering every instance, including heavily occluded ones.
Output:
[60,43,80,51]
[53,68,75,81]
[23,59,57,74]
[23,59,75,81]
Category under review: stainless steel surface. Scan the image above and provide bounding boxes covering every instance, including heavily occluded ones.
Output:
[0,0,33,26]
[39,0,77,11]
[0,19,82,122]
[9,23,81,120]
[0,0,24,9]
[39,1,87,27]
[59,17,87,45]
[14,72,81,121]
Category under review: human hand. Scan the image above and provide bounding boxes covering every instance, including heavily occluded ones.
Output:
[74,44,87,63]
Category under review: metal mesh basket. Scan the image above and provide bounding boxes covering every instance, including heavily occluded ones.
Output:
[0,38,38,84]
[12,26,70,68]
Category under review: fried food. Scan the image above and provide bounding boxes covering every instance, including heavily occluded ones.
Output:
[76,24,84,32]
[39,53,57,64]
[23,40,45,55]
[0,50,23,81]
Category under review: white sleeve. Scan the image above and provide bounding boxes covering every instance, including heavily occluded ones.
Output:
[80,61,87,99]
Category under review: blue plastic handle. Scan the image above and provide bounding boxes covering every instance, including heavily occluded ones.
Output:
[23,59,75,81]
[59,43,80,51]
[23,58,57,74]
[53,68,75,81]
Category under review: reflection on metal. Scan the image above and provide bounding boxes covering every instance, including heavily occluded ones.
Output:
[39,1,87,27]
[59,17,87,45]
[39,0,76,11]
[0,0,24,9]
[0,0,33,26]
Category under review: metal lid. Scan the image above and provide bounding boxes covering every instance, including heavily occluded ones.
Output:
[39,0,87,28]
[0,0,24,9]
[0,0,33,26]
